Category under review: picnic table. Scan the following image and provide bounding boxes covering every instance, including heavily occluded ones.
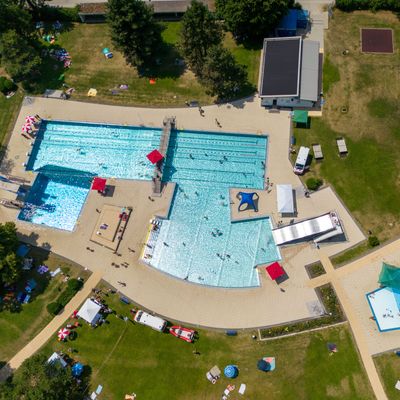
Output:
[312,143,323,160]
[336,137,348,155]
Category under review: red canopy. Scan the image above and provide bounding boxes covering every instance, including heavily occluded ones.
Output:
[146,149,164,164]
[266,262,285,280]
[92,177,107,191]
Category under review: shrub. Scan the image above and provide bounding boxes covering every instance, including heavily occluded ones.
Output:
[57,287,76,307]
[47,302,62,315]
[306,177,323,191]
[0,76,16,95]
[38,6,80,22]
[67,278,83,291]
[368,235,380,247]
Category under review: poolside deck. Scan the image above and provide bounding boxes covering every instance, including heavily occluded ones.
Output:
[0,96,366,329]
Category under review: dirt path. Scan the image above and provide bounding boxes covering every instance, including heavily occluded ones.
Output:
[0,271,103,381]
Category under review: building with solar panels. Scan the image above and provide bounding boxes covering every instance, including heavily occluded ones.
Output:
[258,37,321,109]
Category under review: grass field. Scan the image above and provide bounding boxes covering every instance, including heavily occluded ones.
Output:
[374,352,400,399]
[0,91,23,155]
[38,288,373,400]
[35,22,260,107]
[294,10,400,241]
[0,248,89,363]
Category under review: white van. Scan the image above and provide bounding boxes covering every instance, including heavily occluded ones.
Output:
[293,146,310,175]
[134,310,167,332]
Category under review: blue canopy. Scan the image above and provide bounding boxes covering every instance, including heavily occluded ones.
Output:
[102,48,110,54]
[224,365,238,378]
[257,359,270,371]
[72,362,84,377]
[237,192,258,212]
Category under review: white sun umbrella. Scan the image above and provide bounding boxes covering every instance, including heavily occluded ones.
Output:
[25,116,36,124]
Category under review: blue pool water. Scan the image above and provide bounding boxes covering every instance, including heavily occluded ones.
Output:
[19,121,280,287]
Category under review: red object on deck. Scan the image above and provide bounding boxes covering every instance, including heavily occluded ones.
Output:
[146,149,164,164]
[92,177,107,191]
[265,262,285,280]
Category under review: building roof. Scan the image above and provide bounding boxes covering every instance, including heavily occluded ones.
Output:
[299,40,319,102]
[259,37,301,97]
[276,184,294,214]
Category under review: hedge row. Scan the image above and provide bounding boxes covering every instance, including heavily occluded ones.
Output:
[260,284,345,338]
[38,6,80,22]
[335,0,400,12]
[46,278,83,315]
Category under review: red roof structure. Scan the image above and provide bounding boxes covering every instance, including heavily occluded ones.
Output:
[147,149,164,164]
[92,177,107,191]
[265,262,285,280]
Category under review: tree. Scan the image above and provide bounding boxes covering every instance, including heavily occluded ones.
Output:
[201,45,247,100]
[0,0,34,38]
[108,0,162,67]
[0,30,42,82]
[0,222,20,287]
[8,354,81,400]
[180,0,222,76]
[216,0,293,43]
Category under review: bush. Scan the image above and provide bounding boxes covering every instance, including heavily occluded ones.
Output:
[57,287,76,307]
[47,302,62,315]
[335,0,400,11]
[0,76,16,95]
[368,235,380,247]
[306,177,323,191]
[67,278,83,291]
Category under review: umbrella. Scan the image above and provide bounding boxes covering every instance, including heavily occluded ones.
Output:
[146,149,164,164]
[92,177,107,191]
[224,365,238,378]
[25,116,36,124]
[257,359,270,371]
[57,328,70,341]
[22,123,32,133]
[72,362,84,377]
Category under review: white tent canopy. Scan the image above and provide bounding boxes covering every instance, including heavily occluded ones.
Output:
[47,352,67,368]
[77,298,101,325]
[277,184,294,214]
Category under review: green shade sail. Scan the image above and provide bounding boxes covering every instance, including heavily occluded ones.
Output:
[378,262,400,290]
[293,110,308,124]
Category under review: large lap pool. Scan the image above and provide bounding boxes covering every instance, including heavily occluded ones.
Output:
[20,121,280,287]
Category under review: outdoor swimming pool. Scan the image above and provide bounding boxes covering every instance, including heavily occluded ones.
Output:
[20,121,280,287]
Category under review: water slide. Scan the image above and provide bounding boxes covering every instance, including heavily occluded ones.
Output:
[272,212,342,245]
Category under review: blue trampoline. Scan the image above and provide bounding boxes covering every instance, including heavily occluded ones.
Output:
[224,365,238,378]
[237,192,259,212]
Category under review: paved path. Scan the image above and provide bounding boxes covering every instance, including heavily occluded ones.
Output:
[0,271,103,382]
[311,252,387,400]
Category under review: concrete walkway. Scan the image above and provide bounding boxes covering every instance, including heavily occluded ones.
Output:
[0,271,103,382]
[310,252,387,400]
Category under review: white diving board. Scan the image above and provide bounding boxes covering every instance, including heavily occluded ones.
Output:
[272,212,341,245]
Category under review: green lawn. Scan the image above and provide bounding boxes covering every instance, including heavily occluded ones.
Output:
[38,289,373,400]
[32,22,260,107]
[0,90,23,155]
[374,352,400,399]
[294,10,400,242]
[0,248,90,364]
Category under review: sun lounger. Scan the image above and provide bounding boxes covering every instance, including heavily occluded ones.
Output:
[50,267,61,277]
[336,137,348,156]
[239,384,246,395]
[224,389,230,396]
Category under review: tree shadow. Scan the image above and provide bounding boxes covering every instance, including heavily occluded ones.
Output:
[0,147,15,176]
[24,44,67,94]
[138,41,185,80]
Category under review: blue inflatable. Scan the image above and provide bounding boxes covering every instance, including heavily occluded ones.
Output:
[224,365,238,378]
[237,192,258,212]
[72,362,84,377]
